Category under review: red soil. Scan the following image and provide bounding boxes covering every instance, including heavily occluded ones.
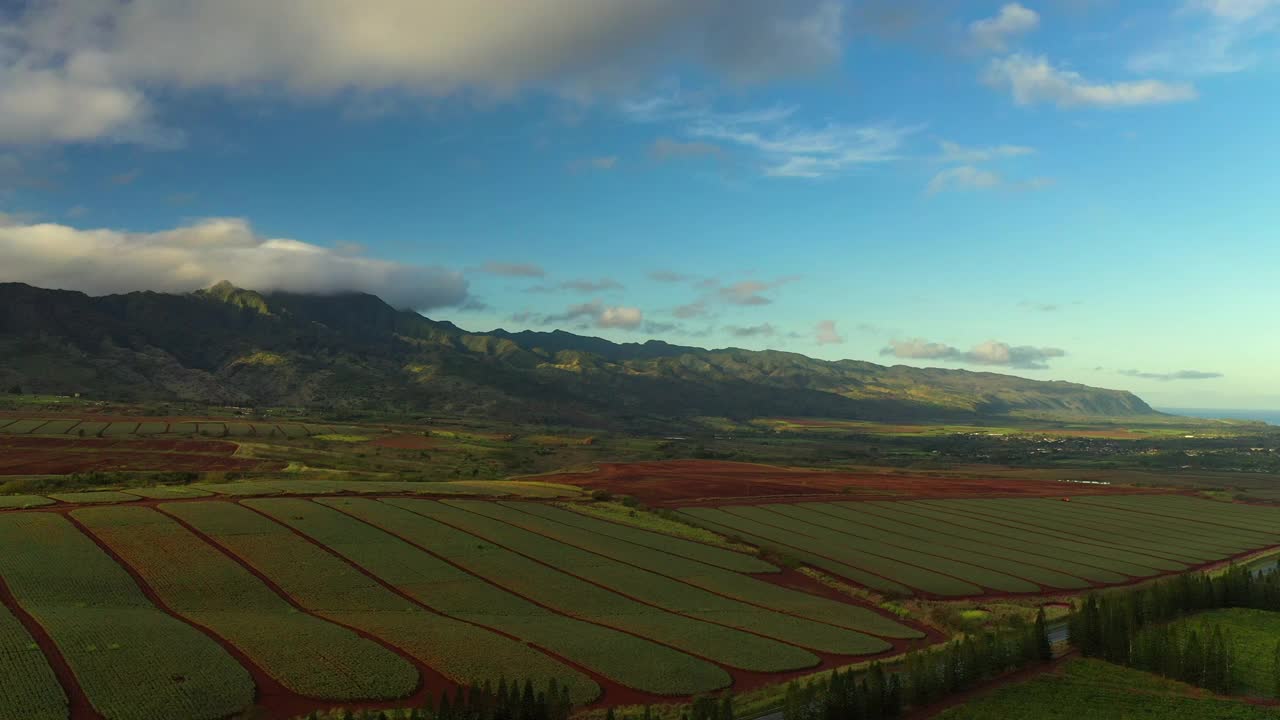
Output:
[369,435,439,450]
[0,436,283,475]
[543,461,1161,507]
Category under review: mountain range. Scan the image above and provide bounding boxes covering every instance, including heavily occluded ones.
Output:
[0,282,1155,425]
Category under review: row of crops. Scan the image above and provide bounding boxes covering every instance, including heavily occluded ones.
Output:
[0,497,922,720]
[0,479,583,511]
[0,417,356,438]
[677,496,1280,597]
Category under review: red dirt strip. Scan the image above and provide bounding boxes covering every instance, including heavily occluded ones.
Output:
[0,574,100,720]
[541,461,1169,507]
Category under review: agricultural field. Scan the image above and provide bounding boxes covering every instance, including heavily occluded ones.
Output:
[0,490,929,719]
[2,408,1280,719]
[937,658,1278,719]
[677,495,1280,598]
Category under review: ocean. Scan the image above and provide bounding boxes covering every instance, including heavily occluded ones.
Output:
[1159,408,1280,426]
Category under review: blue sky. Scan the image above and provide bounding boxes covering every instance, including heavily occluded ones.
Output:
[0,0,1277,409]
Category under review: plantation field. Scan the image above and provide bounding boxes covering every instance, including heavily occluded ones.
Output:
[73,506,419,702]
[0,513,254,720]
[0,495,928,717]
[0,479,582,510]
[938,658,1277,719]
[678,495,1280,598]
[0,600,67,720]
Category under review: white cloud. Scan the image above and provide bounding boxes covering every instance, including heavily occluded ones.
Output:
[726,323,776,338]
[1189,0,1280,20]
[939,140,1035,164]
[970,3,1040,52]
[0,0,847,146]
[927,166,1002,194]
[815,319,844,345]
[625,94,918,178]
[983,54,1198,107]
[598,305,643,328]
[1118,368,1224,381]
[1129,1,1278,76]
[882,338,1066,369]
[543,300,643,329]
[0,64,176,146]
[717,277,795,305]
[0,216,467,310]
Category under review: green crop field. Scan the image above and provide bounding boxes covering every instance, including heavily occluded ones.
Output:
[938,659,1276,719]
[677,496,1280,598]
[73,506,419,702]
[246,498,733,695]
[19,486,1260,718]
[414,500,919,641]
[0,601,67,720]
[0,513,254,720]
[0,495,54,509]
[161,500,602,704]
[308,497,818,673]
[0,420,50,434]
[45,491,138,505]
[121,486,214,499]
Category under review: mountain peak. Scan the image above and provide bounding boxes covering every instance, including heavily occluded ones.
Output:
[196,281,270,314]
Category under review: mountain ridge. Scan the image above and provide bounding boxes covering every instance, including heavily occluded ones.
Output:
[0,282,1156,424]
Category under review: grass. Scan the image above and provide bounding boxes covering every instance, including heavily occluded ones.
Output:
[46,491,140,505]
[73,505,419,702]
[0,495,54,509]
[936,658,1276,719]
[312,434,372,443]
[0,602,67,720]
[1170,608,1280,697]
[0,513,254,720]
[562,501,759,552]
[248,497,733,695]
[318,497,818,674]
[162,500,601,704]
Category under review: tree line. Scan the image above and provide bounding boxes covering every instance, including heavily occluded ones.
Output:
[1068,563,1280,695]
[783,609,1053,720]
[298,677,574,720]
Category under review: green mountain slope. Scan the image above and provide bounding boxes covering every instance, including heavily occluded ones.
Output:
[0,283,1155,423]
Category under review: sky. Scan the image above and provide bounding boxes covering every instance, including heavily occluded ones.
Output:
[0,1,1277,409]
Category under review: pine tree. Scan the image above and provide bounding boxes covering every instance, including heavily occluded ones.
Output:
[1035,608,1053,661]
